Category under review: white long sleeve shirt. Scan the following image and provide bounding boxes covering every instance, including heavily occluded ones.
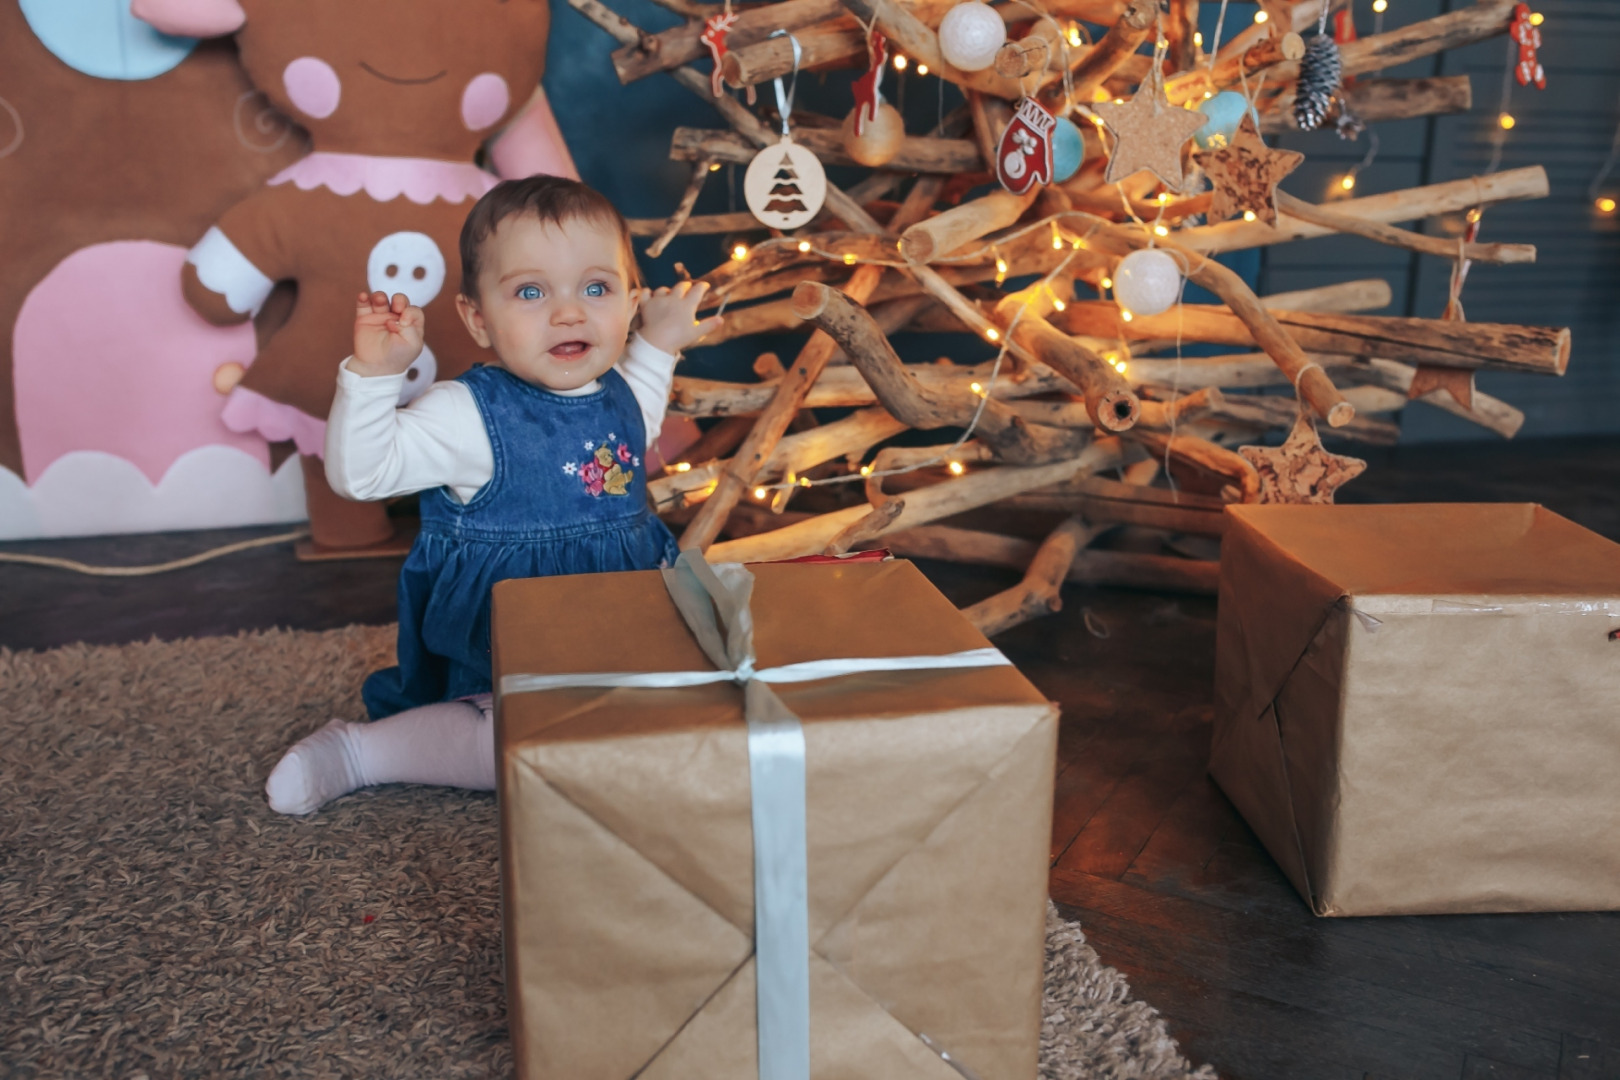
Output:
[326,335,677,504]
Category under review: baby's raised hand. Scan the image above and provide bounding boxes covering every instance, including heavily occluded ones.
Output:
[637,281,724,356]
[350,291,425,378]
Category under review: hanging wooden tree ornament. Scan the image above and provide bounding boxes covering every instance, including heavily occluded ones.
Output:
[745,30,826,230]
[1196,114,1304,225]
[1511,3,1546,89]
[1092,51,1205,188]
[1239,413,1367,504]
[842,29,905,167]
[996,96,1057,195]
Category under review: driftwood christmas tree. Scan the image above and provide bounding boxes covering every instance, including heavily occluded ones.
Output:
[573,0,1566,636]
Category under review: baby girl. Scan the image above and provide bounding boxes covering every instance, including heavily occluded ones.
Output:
[266,176,722,815]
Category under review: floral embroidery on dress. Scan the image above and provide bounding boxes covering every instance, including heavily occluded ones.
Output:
[571,433,634,497]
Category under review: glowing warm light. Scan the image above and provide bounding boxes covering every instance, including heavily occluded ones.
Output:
[1340,173,1357,192]
[709,162,722,172]
[843,253,858,265]
[1243,210,1258,222]
[1154,224,1169,237]
[798,476,812,487]
[969,381,984,394]
[859,464,873,476]
[1100,276,1113,290]
[1598,197,1618,214]
[1104,352,1120,365]
[1372,0,1386,11]
[985,328,1000,341]
[1156,192,1170,205]
[1115,360,1128,375]
[1529,11,1544,25]
[916,63,929,75]
[1052,298,1066,311]
[1121,309,1134,322]
[798,240,811,252]
[894,54,908,71]
[1499,112,1516,130]
[996,257,1009,274]
[947,461,966,476]
[1193,31,1203,47]
[732,243,749,260]
[1253,9,1268,23]
[1072,238,1085,250]
[1067,25,1082,47]
[1203,90,1214,100]
[1092,88,1111,104]
[1466,207,1483,224]
[1113,97,1125,105]
[1052,232,1064,250]
[753,487,767,500]
[672,461,693,472]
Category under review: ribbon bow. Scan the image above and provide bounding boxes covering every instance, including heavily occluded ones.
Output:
[500,550,1011,1080]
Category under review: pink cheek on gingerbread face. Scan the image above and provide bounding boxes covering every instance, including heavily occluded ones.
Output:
[460,73,510,132]
[282,56,341,119]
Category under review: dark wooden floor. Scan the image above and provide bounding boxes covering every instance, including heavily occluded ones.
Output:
[3,436,1618,1079]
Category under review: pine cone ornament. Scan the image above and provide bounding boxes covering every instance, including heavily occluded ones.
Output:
[1294,33,1342,132]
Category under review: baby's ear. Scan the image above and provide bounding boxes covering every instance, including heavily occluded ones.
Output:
[455,294,493,350]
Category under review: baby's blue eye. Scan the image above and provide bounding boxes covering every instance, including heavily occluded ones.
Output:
[517,284,542,301]
[584,281,607,298]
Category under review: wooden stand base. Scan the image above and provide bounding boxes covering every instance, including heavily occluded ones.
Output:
[295,518,418,562]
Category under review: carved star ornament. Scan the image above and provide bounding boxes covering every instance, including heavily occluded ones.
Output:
[1239,412,1367,504]
[1092,86,1207,189]
[1195,113,1305,225]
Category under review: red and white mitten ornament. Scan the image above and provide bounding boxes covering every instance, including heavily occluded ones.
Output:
[1510,3,1546,89]
[996,97,1056,195]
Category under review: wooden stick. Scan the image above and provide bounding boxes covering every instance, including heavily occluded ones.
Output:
[1195,389,1402,444]
[630,211,763,238]
[1128,429,1260,502]
[763,405,909,478]
[1348,358,1524,439]
[672,415,756,465]
[646,156,718,259]
[792,282,1087,463]
[1164,0,1200,74]
[708,438,1126,561]
[721,18,864,87]
[901,188,1038,262]
[1273,190,1535,265]
[998,489,1227,535]
[1259,75,1472,133]
[1260,278,1392,314]
[1058,302,1571,375]
[609,0,845,83]
[1003,315,1141,433]
[669,359,1071,416]
[968,92,1011,173]
[884,524,1219,594]
[668,125,982,174]
[963,516,1105,636]
[648,460,724,511]
[1125,351,1358,390]
[1272,0,1516,87]
[1051,0,1157,110]
[1174,166,1549,255]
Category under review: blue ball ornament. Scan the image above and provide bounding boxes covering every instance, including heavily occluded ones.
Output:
[1051,118,1085,183]
[1194,91,1259,150]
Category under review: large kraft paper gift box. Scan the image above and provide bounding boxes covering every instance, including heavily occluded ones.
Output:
[491,557,1059,1078]
[1213,502,1620,917]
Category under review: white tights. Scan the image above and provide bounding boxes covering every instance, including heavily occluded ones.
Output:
[264,699,495,815]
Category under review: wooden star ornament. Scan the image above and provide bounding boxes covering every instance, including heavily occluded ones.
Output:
[1238,412,1367,504]
[1196,114,1304,225]
[1408,364,1476,410]
[1093,87,1207,189]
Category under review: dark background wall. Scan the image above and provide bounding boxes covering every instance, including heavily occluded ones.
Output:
[542,0,1619,442]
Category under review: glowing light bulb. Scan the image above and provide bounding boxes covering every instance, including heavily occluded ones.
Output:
[1499,112,1516,130]
[969,381,984,394]
[947,461,966,476]
[985,328,1000,341]
[1116,360,1128,374]
[1121,309,1134,322]
[996,257,1009,274]
[917,63,929,75]
[1193,31,1203,47]
[1053,232,1064,250]
[798,240,811,252]
[732,243,749,261]
[1253,9,1268,23]
[1340,173,1356,192]
[672,461,692,472]
[893,54,908,71]
[709,162,722,172]
[1052,298,1066,312]
[1156,192,1170,205]
[1467,207,1483,224]
[843,253,858,265]
[1067,25,1082,47]
[1100,276,1113,290]
[1598,197,1617,214]
[1154,224,1169,237]
[1529,11,1543,25]
[1092,88,1111,105]
[859,464,873,476]
[1113,97,1125,105]
[1372,0,1386,10]
[798,476,812,487]
[1243,210,1258,222]
[753,487,767,500]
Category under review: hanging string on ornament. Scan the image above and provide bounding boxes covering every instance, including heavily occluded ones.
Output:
[1294,5,1342,132]
[843,27,906,167]
[744,31,827,230]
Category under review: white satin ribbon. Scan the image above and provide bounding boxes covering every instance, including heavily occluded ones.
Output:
[499,550,1011,1080]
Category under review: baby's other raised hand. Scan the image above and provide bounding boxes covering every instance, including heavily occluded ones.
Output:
[637,281,724,356]
[350,291,425,378]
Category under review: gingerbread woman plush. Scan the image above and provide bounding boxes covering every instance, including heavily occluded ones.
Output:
[132,0,576,552]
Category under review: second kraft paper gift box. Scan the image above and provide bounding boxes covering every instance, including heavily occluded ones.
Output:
[491,557,1060,1079]
[1213,502,1620,917]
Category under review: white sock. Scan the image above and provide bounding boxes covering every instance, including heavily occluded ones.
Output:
[265,700,494,815]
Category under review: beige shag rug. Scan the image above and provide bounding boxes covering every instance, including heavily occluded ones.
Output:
[0,627,1214,1080]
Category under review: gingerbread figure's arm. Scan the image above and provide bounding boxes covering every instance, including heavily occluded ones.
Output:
[181,185,299,326]
[487,85,579,181]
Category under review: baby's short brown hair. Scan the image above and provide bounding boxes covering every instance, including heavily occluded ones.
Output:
[459,175,641,300]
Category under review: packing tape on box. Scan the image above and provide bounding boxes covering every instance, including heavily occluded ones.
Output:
[500,549,1011,1080]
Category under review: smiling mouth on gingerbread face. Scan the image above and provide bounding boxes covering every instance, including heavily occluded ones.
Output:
[359,61,448,85]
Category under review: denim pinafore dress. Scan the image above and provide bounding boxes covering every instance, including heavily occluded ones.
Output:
[362,364,679,719]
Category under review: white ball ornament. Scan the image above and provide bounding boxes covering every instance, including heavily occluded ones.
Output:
[938,2,1006,72]
[1112,249,1183,318]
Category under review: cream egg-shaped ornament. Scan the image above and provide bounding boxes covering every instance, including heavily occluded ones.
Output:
[1112,249,1183,317]
[841,102,905,167]
[938,2,1006,72]
[745,137,827,230]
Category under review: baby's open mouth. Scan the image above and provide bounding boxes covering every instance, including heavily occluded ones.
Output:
[550,341,591,360]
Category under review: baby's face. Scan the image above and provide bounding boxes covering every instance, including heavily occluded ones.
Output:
[457,214,635,392]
